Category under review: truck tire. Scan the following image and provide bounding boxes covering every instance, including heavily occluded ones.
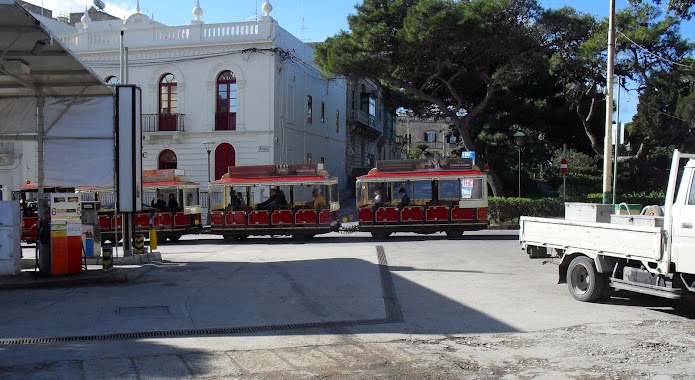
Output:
[567,256,606,302]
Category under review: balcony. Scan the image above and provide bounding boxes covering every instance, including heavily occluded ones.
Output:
[215,112,237,131]
[142,114,185,132]
[348,110,383,134]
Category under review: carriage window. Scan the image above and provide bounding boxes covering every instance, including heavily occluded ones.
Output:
[439,179,460,200]
[461,178,484,200]
[412,180,433,203]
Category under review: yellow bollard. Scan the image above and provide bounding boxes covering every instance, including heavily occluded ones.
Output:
[102,248,113,271]
[149,228,157,251]
[134,234,145,254]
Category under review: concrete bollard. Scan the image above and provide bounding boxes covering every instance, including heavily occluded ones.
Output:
[102,247,113,271]
[134,234,145,254]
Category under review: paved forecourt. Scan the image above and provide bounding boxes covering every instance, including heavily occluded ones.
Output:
[0,230,690,376]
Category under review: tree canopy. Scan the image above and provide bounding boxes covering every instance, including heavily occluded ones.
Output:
[315,0,695,197]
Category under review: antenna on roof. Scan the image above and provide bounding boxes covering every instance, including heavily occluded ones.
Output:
[93,0,105,11]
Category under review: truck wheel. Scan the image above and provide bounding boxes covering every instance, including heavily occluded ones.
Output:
[567,256,605,302]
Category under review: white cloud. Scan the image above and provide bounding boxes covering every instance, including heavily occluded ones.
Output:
[22,0,138,19]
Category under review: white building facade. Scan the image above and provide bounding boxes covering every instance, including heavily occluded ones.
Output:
[0,1,347,199]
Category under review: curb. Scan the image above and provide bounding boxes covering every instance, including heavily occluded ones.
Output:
[2,263,158,290]
[21,252,162,270]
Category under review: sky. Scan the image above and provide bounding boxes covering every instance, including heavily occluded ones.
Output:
[24,0,695,123]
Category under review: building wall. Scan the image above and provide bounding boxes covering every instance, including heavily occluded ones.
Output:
[396,116,457,158]
[8,8,349,195]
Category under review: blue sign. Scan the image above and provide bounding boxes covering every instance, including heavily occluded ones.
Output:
[461,151,475,165]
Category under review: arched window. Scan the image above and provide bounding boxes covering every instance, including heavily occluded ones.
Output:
[159,73,178,131]
[214,143,235,180]
[105,76,120,86]
[215,70,237,130]
[158,149,177,169]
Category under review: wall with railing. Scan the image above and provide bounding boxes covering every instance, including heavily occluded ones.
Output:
[59,19,273,52]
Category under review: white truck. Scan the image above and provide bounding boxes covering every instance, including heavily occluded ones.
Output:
[519,149,695,302]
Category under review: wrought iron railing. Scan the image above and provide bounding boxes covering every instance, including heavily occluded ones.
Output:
[142,113,185,132]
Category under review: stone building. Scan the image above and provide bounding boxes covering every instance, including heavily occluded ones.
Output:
[396,116,459,158]
[345,78,402,191]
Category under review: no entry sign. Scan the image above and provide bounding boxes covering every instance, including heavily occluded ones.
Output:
[560,158,568,175]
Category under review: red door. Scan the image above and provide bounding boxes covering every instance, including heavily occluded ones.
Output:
[214,143,236,180]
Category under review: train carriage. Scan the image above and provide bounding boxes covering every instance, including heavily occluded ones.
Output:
[208,163,340,241]
[356,158,488,238]
[13,183,75,244]
[87,169,202,243]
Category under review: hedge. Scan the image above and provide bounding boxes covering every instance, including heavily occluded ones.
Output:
[488,197,564,224]
[487,194,666,225]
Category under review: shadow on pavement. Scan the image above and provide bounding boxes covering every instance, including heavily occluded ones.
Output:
[0,250,517,366]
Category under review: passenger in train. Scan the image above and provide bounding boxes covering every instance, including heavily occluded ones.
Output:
[397,187,410,209]
[185,193,194,206]
[167,193,179,210]
[276,188,288,207]
[227,190,243,211]
[370,188,384,211]
[151,193,167,211]
[236,191,246,209]
[257,188,279,211]
[312,189,326,210]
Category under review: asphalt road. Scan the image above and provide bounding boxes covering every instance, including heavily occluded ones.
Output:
[1,230,693,379]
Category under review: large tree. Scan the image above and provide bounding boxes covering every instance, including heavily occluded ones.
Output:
[315,0,547,196]
[540,3,691,163]
[631,0,695,19]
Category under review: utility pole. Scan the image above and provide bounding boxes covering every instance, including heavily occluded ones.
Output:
[602,0,616,204]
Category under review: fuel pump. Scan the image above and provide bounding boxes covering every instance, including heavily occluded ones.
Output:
[80,201,101,259]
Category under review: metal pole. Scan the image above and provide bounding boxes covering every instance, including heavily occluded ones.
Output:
[612,76,621,205]
[563,143,567,202]
[207,150,211,183]
[206,149,211,225]
[518,147,521,198]
[602,0,616,204]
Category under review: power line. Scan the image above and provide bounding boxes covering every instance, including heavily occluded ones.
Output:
[618,30,693,69]
[623,90,693,124]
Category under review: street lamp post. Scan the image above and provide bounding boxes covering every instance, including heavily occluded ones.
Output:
[513,131,526,198]
[203,141,214,183]
[202,141,214,224]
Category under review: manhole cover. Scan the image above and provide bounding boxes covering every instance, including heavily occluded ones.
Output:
[118,306,171,317]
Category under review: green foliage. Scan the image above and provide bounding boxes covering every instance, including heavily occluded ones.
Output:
[585,191,665,206]
[315,0,693,196]
[488,197,564,224]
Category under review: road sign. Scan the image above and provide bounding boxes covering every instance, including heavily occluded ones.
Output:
[461,151,475,165]
[560,158,568,175]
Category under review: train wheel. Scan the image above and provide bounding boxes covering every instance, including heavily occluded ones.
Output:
[445,230,463,238]
[222,234,235,242]
[370,231,391,239]
[292,233,314,241]
[167,234,182,242]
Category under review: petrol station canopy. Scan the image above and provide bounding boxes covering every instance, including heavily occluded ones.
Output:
[0,0,112,99]
[0,0,115,187]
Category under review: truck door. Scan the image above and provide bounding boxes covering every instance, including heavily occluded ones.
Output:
[672,165,695,274]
